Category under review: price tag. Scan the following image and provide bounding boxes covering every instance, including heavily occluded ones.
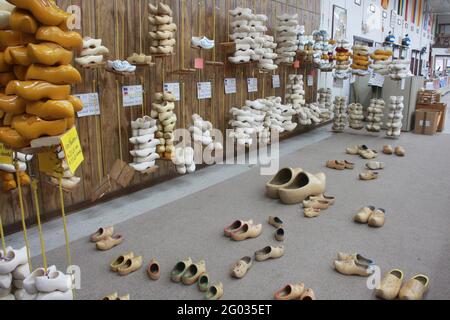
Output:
[307,75,314,87]
[224,78,237,94]
[401,79,406,90]
[368,72,385,87]
[272,75,281,88]
[247,78,258,93]
[293,60,300,69]
[122,85,143,107]
[333,78,344,88]
[163,82,181,101]
[194,58,204,69]
[197,82,212,100]
[0,143,13,165]
[75,93,100,117]
[60,127,84,174]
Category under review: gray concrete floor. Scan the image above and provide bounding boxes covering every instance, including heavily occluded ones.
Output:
[26,129,450,300]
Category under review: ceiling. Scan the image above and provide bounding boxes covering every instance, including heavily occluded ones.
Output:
[427,0,450,13]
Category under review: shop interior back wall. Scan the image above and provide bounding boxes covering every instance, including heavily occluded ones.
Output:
[1,0,320,232]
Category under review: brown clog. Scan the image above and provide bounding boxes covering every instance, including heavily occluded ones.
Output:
[147,258,161,280]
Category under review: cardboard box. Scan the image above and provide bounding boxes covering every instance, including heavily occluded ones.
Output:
[416,103,447,132]
[415,109,441,135]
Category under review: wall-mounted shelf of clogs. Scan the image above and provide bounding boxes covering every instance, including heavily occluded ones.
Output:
[105,67,135,77]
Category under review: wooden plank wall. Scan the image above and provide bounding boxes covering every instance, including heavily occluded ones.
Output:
[1,0,320,231]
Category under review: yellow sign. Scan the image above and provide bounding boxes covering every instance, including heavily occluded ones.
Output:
[60,127,84,174]
[0,143,13,165]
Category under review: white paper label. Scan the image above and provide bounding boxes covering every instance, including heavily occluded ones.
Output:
[163,82,181,101]
[247,78,258,93]
[368,72,385,87]
[333,78,344,88]
[401,79,406,90]
[307,75,314,87]
[197,82,212,100]
[272,75,281,88]
[75,93,100,117]
[224,78,237,94]
[122,85,143,107]
[420,120,431,127]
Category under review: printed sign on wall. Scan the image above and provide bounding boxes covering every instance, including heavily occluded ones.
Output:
[122,85,143,107]
[75,93,101,117]
[247,78,258,93]
[163,82,181,101]
[197,82,212,100]
[224,78,237,94]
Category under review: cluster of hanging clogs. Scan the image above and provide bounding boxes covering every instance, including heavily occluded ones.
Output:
[151,92,176,160]
[148,3,176,55]
[75,37,109,66]
[0,0,83,149]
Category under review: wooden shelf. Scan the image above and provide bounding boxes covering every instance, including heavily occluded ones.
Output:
[105,67,135,77]
[131,62,156,67]
[172,68,196,75]
[150,53,176,58]
[205,61,224,66]
[81,62,106,70]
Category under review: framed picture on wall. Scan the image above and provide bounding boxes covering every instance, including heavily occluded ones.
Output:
[390,10,397,28]
[354,0,361,5]
[332,5,347,40]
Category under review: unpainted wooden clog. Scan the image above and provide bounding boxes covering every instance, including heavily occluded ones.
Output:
[90,226,114,242]
[231,256,252,279]
[375,269,404,300]
[268,216,283,228]
[304,207,321,218]
[230,223,262,241]
[147,258,161,281]
[96,234,124,251]
[308,194,336,205]
[368,209,386,228]
[198,274,209,292]
[278,171,326,205]
[205,282,223,300]
[275,283,305,300]
[171,258,192,283]
[266,167,302,199]
[224,219,253,237]
[275,228,285,242]
[354,206,375,224]
[110,252,134,272]
[359,171,379,181]
[383,145,393,155]
[398,274,429,300]
[117,256,142,276]
[181,260,206,285]
[326,160,345,170]
[299,288,316,300]
[395,146,406,157]
[255,246,284,262]
[334,259,373,277]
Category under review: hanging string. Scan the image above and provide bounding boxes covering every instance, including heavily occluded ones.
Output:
[139,0,143,53]
[15,165,32,273]
[0,214,7,257]
[58,177,75,299]
[116,79,123,161]
[31,180,47,272]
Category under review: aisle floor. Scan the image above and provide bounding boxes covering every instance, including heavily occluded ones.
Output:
[27,130,450,300]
